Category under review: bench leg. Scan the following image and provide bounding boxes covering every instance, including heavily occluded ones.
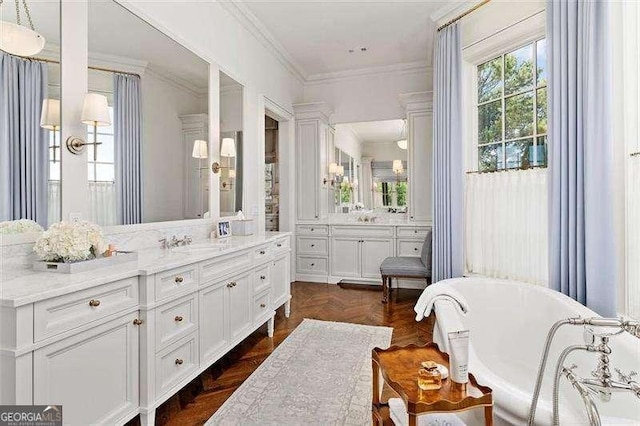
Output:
[382,276,389,303]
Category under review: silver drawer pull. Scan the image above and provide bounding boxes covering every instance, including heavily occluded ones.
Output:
[175,276,184,284]
[89,299,101,307]
[133,319,144,326]
[277,243,282,247]
[175,359,184,365]
[259,250,266,255]
[260,303,266,308]
[260,275,266,280]
[174,315,183,322]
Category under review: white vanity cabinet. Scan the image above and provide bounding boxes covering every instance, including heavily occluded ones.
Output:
[0,233,292,426]
[329,226,394,283]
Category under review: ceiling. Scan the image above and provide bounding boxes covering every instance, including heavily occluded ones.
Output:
[241,0,445,78]
[341,119,405,144]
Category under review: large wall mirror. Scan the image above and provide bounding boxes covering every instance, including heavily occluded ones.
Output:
[86,0,209,225]
[0,0,61,233]
[219,71,243,217]
[334,119,408,213]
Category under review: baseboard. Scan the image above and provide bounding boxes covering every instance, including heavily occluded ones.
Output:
[295,274,329,283]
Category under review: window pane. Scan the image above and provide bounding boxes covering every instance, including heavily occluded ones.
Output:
[478,100,502,144]
[537,39,547,87]
[532,136,548,167]
[506,139,533,169]
[87,144,94,160]
[49,160,60,181]
[536,88,547,134]
[478,143,504,172]
[95,164,115,182]
[505,44,534,95]
[97,135,114,163]
[87,164,95,181]
[505,92,534,139]
[477,57,502,103]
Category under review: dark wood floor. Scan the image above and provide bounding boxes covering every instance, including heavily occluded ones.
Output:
[129,281,433,426]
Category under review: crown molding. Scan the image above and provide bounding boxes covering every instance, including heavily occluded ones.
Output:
[306,61,432,85]
[292,102,333,122]
[217,0,307,84]
[431,0,481,25]
[88,51,148,76]
[399,91,433,112]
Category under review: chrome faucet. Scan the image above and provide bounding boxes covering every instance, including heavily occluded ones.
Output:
[159,235,193,249]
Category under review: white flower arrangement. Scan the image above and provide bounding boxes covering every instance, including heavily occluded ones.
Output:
[33,221,109,263]
[0,219,44,235]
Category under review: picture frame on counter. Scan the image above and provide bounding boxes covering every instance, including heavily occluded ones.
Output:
[216,220,232,238]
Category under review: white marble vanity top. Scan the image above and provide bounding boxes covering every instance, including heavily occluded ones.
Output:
[0,232,290,308]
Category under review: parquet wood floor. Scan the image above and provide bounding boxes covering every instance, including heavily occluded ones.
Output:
[126,281,434,426]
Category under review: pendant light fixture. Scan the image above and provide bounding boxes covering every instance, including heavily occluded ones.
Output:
[396,119,407,150]
[0,0,46,57]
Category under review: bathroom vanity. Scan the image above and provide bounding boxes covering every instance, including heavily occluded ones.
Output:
[0,233,291,425]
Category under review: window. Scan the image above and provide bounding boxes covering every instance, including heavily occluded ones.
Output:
[476,39,547,172]
[87,106,115,182]
[380,181,407,207]
[48,131,61,181]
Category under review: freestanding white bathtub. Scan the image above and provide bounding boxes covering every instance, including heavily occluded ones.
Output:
[432,277,640,426]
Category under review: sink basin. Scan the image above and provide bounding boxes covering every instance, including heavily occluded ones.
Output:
[172,243,225,254]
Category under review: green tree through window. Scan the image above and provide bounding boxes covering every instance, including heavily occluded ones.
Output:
[477,40,547,172]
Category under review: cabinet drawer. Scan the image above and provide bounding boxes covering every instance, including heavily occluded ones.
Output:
[200,250,251,284]
[297,237,328,255]
[331,225,394,238]
[272,237,289,253]
[297,256,328,275]
[253,245,270,262]
[253,290,271,323]
[254,264,271,294]
[297,225,328,236]
[397,239,423,257]
[156,333,199,398]
[34,277,138,342]
[155,294,198,351]
[155,265,198,301]
[397,226,431,239]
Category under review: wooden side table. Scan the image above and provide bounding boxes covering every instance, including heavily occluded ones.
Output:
[372,343,493,426]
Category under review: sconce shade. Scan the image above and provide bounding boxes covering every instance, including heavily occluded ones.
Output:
[328,162,338,174]
[397,139,407,150]
[392,159,404,173]
[220,138,236,157]
[40,99,60,130]
[81,93,111,126]
[192,139,208,159]
[0,21,45,57]
[336,165,344,177]
[229,169,236,179]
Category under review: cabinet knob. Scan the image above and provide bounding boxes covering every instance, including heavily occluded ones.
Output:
[260,303,266,308]
[414,247,419,251]
[175,359,184,365]
[259,250,266,255]
[227,282,236,288]
[310,228,314,231]
[260,275,266,280]
[133,318,144,326]
[175,276,184,284]
[277,243,282,247]
[414,230,418,234]
[311,244,315,247]
[310,263,315,267]
[174,315,184,322]
[89,299,101,307]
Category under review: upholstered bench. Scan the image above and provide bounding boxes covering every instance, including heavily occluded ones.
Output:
[380,231,432,303]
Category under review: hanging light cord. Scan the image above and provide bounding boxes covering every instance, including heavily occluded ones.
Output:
[0,0,36,30]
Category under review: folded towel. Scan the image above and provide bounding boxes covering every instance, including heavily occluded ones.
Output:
[388,398,467,426]
[414,281,469,321]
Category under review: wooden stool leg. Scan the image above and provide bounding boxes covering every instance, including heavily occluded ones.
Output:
[381,276,388,303]
[408,413,417,426]
[485,406,493,426]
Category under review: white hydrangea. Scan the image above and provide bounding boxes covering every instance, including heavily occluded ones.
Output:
[34,221,109,263]
[0,219,44,235]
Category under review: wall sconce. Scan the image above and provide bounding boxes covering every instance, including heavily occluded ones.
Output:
[66,93,111,161]
[392,159,404,175]
[192,139,209,176]
[40,98,60,163]
[211,138,237,174]
[324,162,339,186]
[229,169,236,179]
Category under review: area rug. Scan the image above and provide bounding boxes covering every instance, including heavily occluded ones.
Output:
[206,319,393,426]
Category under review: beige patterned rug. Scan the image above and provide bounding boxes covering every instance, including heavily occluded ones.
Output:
[206,319,393,426]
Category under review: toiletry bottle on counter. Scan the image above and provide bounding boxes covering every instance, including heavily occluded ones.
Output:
[448,330,470,384]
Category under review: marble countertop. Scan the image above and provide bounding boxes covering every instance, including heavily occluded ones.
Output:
[0,232,291,308]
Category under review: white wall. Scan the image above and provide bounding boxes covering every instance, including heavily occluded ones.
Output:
[334,125,362,162]
[303,66,431,124]
[142,72,206,223]
[220,87,243,132]
[361,142,407,163]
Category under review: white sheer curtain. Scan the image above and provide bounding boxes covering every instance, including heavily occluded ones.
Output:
[628,157,640,318]
[465,168,548,286]
[88,182,117,226]
[48,181,60,226]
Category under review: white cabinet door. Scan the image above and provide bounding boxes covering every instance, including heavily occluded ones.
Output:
[272,255,290,307]
[409,110,433,223]
[331,238,361,278]
[361,239,394,280]
[33,313,139,425]
[227,272,252,342]
[296,120,320,221]
[200,282,228,363]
